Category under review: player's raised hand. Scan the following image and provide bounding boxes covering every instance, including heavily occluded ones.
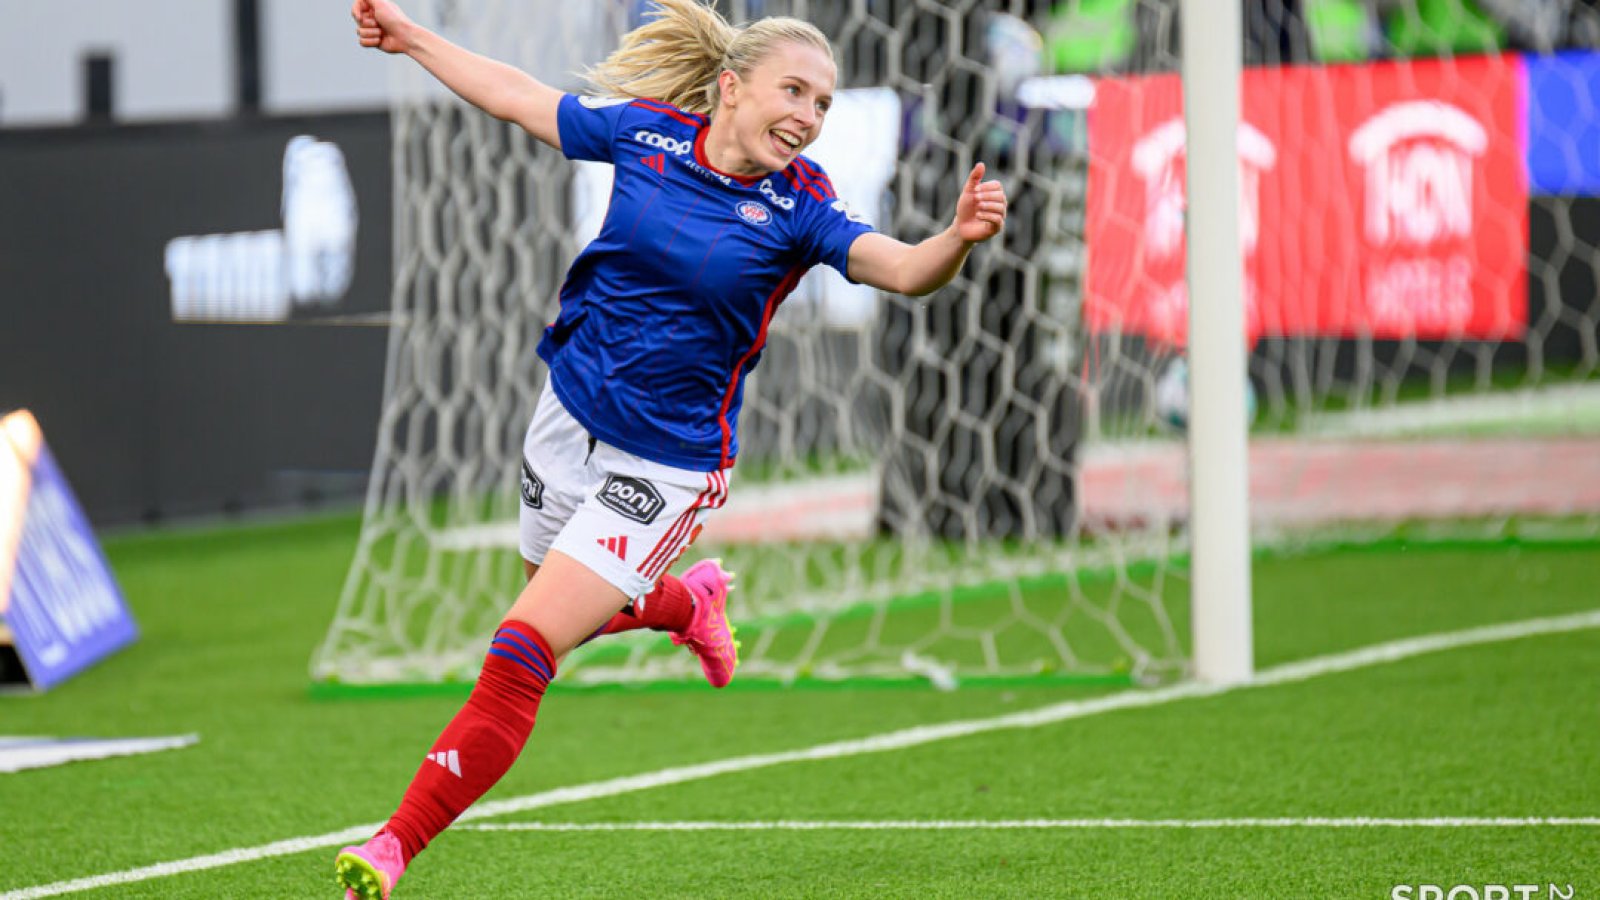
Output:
[352,0,412,54]
[953,162,1008,244]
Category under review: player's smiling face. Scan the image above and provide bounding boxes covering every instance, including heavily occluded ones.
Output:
[716,41,836,176]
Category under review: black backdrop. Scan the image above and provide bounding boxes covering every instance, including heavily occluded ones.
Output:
[0,113,392,525]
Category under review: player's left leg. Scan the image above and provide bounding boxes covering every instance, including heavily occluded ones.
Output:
[514,376,729,669]
[550,448,739,685]
[669,557,739,687]
[570,556,738,685]
[577,561,726,641]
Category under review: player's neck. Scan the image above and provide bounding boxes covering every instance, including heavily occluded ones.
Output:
[701,119,774,180]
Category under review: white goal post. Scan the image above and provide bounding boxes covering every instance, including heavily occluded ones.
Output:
[1180,0,1253,684]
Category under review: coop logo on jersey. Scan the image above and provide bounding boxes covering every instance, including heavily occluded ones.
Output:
[520,460,544,509]
[1131,117,1277,262]
[1348,101,1488,335]
[735,201,773,227]
[633,130,692,155]
[597,475,664,525]
[758,179,796,210]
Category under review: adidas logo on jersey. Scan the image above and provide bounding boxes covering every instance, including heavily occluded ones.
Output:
[597,535,629,560]
[640,153,666,174]
[426,749,461,777]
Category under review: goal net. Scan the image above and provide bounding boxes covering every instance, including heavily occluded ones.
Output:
[312,0,1600,690]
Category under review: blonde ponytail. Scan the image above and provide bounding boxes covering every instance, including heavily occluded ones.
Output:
[585,0,834,117]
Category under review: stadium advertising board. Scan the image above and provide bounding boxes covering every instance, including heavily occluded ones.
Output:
[1526,51,1600,196]
[0,411,137,690]
[165,135,362,324]
[1086,54,1528,345]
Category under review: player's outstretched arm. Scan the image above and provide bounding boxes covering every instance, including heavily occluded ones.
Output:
[352,0,562,149]
[846,163,1008,297]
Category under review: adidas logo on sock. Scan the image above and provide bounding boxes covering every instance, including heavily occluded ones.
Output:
[426,749,461,777]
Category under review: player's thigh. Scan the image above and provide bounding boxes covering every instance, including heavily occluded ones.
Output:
[506,549,629,657]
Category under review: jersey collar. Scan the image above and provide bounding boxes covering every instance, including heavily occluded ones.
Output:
[693,129,765,187]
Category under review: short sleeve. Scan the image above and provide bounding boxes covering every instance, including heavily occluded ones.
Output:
[557,94,634,163]
[802,196,877,283]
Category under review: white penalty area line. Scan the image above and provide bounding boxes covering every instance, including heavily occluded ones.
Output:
[462,817,1600,833]
[4,608,1598,900]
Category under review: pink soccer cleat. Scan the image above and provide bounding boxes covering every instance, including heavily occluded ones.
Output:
[335,831,406,900]
[672,558,740,688]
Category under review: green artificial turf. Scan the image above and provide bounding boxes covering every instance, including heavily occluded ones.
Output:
[0,513,1595,898]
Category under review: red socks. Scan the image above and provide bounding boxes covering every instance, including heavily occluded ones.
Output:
[581,574,695,644]
[384,620,555,863]
[382,583,693,862]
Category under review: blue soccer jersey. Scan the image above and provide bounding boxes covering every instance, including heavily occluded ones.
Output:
[539,93,875,471]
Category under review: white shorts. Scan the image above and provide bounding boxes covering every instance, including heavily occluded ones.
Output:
[519,379,731,599]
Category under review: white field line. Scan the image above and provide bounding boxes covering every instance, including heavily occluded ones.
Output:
[4,608,1598,900]
[463,817,1600,833]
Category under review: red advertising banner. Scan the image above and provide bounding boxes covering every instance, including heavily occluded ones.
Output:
[1085,55,1528,345]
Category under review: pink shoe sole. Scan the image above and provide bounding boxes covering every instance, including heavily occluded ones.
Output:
[335,832,405,899]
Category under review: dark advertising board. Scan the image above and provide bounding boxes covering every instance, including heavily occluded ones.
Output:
[0,113,392,523]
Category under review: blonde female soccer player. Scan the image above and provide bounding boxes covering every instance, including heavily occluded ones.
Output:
[337,0,1007,895]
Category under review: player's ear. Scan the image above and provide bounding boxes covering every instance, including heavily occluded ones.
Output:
[717,69,741,108]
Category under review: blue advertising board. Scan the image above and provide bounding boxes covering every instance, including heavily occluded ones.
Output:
[0,411,137,690]
[1525,51,1600,197]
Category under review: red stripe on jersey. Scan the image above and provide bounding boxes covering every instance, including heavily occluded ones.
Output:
[718,265,806,468]
[634,98,705,129]
[787,163,828,202]
[792,158,837,199]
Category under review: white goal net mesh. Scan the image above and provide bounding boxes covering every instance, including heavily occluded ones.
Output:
[313,0,1600,689]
